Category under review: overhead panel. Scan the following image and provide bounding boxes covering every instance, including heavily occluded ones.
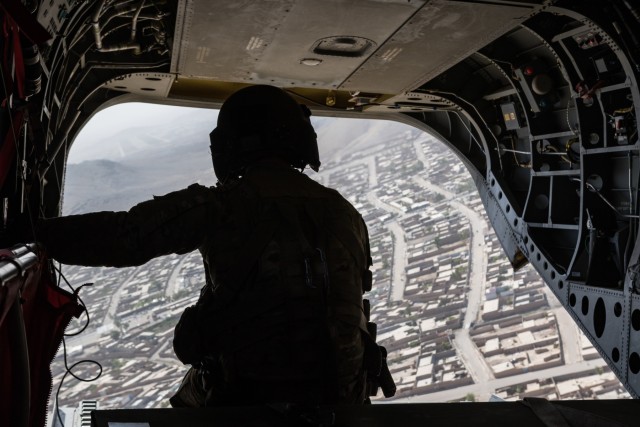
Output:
[103,73,176,97]
[342,0,537,94]
[174,0,424,88]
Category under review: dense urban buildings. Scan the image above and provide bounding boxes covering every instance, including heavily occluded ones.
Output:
[50,130,629,419]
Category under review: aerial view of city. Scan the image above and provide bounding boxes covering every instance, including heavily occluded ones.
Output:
[50,117,630,423]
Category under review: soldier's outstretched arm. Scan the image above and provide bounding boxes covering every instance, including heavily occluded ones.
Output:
[37,184,214,267]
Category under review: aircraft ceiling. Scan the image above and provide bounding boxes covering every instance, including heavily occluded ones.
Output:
[171,0,532,94]
[1,0,639,411]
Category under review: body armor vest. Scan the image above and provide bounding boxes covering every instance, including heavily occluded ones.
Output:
[172,170,394,406]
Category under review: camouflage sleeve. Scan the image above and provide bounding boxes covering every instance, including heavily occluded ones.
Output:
[38,184,215,267]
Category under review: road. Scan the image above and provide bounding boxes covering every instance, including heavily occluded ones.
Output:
[367,190,404,216]
[387,220,407,301]
[413,140,494,388]
[402,358,608,402]
[452,328,494,390]
[150,340,182,367]
[543,285,583,364]
[412,139,589,397]
[67,265,170,350]
[413,175,493,384]
[165,255,188,298]
[364,174,406,301]
[414,139,581,368]
[354,151,408,302]
[451,198,488,327]
[104,266,142,325]
[368,155,378,188]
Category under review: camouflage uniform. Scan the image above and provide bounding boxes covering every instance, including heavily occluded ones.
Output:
[39,161,377,406]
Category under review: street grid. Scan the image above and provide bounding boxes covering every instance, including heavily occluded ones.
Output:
[52,132,629,413]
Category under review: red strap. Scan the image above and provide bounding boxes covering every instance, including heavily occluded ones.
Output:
[9,15,25,100]
[0,249,16,259]
[2,16,14,105]
[1,13,25,103]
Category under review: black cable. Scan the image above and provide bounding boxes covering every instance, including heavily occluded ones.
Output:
[53,262,75,292]
[55,338,103,427]
[53,263,94,336]
[52,265,101,427]
[65,285,93,337]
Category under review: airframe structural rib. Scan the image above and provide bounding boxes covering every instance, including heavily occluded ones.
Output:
[0,4,639,424]
[389,4,640,398]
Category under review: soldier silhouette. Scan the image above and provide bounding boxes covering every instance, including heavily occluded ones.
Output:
[38,85,395,407]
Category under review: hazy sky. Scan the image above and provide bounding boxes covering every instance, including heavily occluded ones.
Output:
[68,103,219,164]
[68,102,420,165]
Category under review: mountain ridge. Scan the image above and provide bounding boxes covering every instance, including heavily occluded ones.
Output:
[63,113,419,215]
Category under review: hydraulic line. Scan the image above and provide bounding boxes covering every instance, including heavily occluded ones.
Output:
[131,0,145,41]
[91,0,109,50]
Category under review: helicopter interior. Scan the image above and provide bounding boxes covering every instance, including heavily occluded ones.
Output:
[0,0,639,425]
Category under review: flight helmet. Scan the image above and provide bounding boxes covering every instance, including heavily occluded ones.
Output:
[209,85,320,182]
